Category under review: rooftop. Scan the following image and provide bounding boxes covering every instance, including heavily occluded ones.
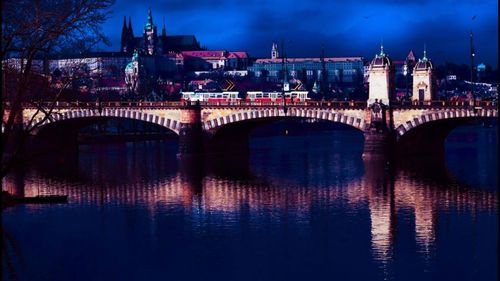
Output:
[254,57,364,64]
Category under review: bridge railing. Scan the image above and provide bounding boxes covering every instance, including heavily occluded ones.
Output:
[392,100,497,109]
[194,100,368,108]
[5,100,497,109]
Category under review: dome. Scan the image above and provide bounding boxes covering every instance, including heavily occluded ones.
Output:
[370,45,391,67]
[414,59,432,70]
[125,62,134,73]
[414,50,432,71]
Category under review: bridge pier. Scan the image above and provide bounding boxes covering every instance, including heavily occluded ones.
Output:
[362,131,395,160]
[2,108,26,166]
[29,126,79,156]
[177,103,204,156]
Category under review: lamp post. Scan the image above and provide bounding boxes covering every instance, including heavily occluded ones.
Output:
[403,63,408,103]
[469,31,475,107]
[281,39,288,115]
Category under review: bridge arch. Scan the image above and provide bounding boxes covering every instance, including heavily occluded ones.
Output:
[395,108,497,138]
[394,108,497,156]
[28,108,181,135]
[203,108,367,133]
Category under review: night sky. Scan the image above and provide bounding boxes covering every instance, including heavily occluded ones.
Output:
[100,0,498,67]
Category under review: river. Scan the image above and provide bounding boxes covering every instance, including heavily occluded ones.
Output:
[2,121,498,281]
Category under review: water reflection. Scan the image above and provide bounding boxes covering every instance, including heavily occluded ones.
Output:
[5,145,497,242]
[363,159,396,266]
[2,128,498,281]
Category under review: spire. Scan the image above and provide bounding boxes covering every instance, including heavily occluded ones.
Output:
[121,16,129,51]
[406,50,415,62]
[380,42,385,56]
[422,43,428,61]
[145,7,153,29]
[122,16,127,33]
[128,17,134,37]
[161,17,166,37]
[271,42,279,59]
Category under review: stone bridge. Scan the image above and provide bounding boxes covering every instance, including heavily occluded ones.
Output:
[6,101,498,158]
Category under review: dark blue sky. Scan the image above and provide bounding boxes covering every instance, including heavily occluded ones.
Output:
[100,0,498,67]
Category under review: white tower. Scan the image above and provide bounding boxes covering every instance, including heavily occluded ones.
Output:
[412,48,433,101]
[271,43,279,59]
[368,45,393,106]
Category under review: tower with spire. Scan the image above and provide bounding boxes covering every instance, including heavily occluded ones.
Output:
[121,16,129,53]
[127,17,135,52]
[120,16,137,54]
[367,43,394,105]
[271,43,279,59]
[161,18,167,37]
[143,8,158,55]
[412,46,433,101]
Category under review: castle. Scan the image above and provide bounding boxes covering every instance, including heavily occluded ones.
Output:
[120,9,202,55]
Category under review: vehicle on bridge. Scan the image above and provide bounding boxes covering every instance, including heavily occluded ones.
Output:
[245,91,310,103]
[181,90,310,103]
[181,91,240,103]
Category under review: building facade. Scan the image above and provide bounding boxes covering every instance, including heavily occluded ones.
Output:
[180,50,249,71]
[248,57,364,84]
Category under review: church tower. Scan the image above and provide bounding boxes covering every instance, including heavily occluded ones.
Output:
[161,18,166,37]
[271,43,279,59]
[368,44,394,106]
[121,16,129,53]
[143,8,158,55]
[412,48,433,101]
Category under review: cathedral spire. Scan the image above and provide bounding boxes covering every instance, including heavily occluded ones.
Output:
[145,7,154,29]
[161,17,166,37]
[128,17,134,37]
[122,16,127,33]
[121,16,129,52]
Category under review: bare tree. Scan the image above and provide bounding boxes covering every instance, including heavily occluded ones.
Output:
[1,0,114,179]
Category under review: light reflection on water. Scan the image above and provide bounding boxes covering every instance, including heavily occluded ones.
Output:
[2,125,498,281]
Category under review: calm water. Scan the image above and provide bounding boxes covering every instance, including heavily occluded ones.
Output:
[2,122,498,281]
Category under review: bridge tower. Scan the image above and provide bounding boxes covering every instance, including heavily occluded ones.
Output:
[367,44,394,106]
[178,102,203,156]
[364,44,396,159]
[412,48,433,102]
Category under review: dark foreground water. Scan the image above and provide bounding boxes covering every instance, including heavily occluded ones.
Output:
[2,122,498,281]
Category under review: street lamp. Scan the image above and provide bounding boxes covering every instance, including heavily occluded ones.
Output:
[281,39,288,115]
[403,63,408,102]
[469,30,475,107]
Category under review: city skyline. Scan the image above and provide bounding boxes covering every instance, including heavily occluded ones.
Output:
[100,0,498,66]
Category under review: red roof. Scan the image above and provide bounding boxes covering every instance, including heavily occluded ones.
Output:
[181,51,227,58]
[228,52,248,59]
